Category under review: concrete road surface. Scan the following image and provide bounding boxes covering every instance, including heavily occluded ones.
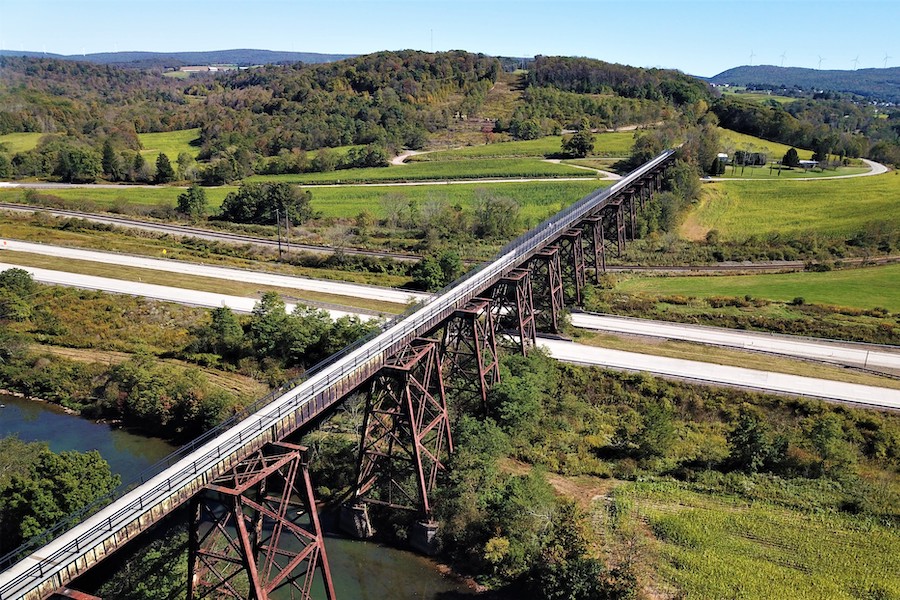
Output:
[571,312,900,371]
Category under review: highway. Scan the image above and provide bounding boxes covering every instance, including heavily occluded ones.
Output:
[6,261,898,411]
[0,239,429,306]
[571,312,900,372]
[3,240,897,373]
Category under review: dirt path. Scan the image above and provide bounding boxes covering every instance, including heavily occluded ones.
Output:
[390,149,430,165]
[544,158,622,180]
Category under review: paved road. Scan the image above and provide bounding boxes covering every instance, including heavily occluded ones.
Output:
[571,312,900,372]
[8,262,898,410]
[0,239,429,305]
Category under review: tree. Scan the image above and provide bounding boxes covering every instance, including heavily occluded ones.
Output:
[154,153,175,184]
[190,306,244,360]
[782,147,800,168]
[130,152,152,182]
[54,146,101,183]
[0,268,37,321]
[176,184,208,221]
[561,122,595,158]
[473,189,520,239]
[101,139,123,181]
[0,447,119,553]
[219,182,314,225]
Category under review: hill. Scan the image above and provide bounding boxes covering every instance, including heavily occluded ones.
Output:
[0,48,353,68]
[709,65,900,103]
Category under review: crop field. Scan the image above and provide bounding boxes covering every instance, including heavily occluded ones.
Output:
[615,264,900,312]
[616,481,900,600]
[409,131,636,161]
[716,164,871,179]
[0,179,609,226]
[687,171,900,240]
[0,132,44,154]
[722,89,798,104]
[137,128,202,161]
[719,127,814,160]
[247,157,594,184]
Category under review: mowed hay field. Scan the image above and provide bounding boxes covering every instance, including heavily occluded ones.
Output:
[718,128,814,160]
[409,131,637,161]
[137,128,201,161]
[618,481,900,600]
[0,132,44,154]
[686,172,900,241]
[616,263,900,312]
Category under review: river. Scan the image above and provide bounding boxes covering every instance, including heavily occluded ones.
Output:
[0,393,475,598]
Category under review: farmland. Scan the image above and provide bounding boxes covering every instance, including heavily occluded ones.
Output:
[615,264,900,312]
[685,171,900,240]
[247,157,595,185]
[136,128,201,161]
[407,131,637,161]
[614,480,900,600]
[716,164,871,179]
[0,132,44,154]
[718,127,814,160]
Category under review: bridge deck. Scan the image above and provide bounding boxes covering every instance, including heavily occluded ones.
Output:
[0,151,675,600]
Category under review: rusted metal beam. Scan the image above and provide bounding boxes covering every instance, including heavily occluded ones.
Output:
[488,268,536,356]
[440,298,500,413]
[529,247,565,333]
[581,216,605,281]
[353,338,452,520]
[187,442,334,600]
[557,229,586,305]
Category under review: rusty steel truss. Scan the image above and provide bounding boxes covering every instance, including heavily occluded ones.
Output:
[187,442,334,600]
[581,216,606,280]
[557,229,587,305]
[353,338,452,519]
[440,298,501,413]
[529,247,565,333]
[488,268,537,356]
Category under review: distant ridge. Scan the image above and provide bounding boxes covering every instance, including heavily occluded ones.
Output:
[709,65,900,103]
[0,48,354,67]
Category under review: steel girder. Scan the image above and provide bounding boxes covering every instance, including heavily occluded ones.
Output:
[557,229,586,305]
[187,442,334,600]
[581,216,605,281]
[488,268,537,356]
[529,247,565,333]
[440,298,500,413]
[353,338,452,519]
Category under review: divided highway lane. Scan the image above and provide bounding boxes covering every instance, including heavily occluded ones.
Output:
[7,262,899,410]
[0,239,429,306]
[571,312,900,372]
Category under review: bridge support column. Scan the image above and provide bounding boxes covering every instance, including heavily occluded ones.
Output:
[529,247,565,333]
[489,268,536,356]
[352,338,452,537]
[581,216,605,281]
[615,204,626,256]
[187,442,334,600]
[558,229,586,305]
[441,297,500,413]
[627,191,638,241]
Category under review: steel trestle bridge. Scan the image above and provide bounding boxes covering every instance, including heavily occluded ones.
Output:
[0,150,676,600]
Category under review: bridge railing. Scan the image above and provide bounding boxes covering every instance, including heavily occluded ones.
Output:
[0,149,676,599]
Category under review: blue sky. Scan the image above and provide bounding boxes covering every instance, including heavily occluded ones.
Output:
[1,0,897,77]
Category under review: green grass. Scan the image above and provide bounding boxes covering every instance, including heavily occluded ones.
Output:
[689,171,900,240]
[137,128,201,162]
[722,89,799,105]
[0,132,44,154]
[615,265,900,312]
[246,158,594,184]
[617,481,900,600]
[0,179,608,224]
[719,127,814,160]
[409,132,636,161]
[717,164,871,179]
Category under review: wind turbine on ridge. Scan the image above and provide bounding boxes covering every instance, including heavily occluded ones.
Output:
[817,55,825,69]
[748,49,755,65]
[884,53,893,68]
[851,56,860,70]
[780,52,787,68]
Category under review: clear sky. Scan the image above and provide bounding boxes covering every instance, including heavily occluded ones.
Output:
[1,0,897,77]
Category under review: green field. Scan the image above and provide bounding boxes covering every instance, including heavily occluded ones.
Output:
[137,128,202,161]
[717,164,871,179]
[409,132,636,161]
[617,481,900,600]
[0,132,44,154]
[722,89,799,105]
[0,179,608,224]
[689,171,900,240]
[247,157,594,184]
[719,127,814,160]
[616,264,900,312]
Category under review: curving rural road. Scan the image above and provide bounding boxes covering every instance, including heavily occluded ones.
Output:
[4,260,898,410]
